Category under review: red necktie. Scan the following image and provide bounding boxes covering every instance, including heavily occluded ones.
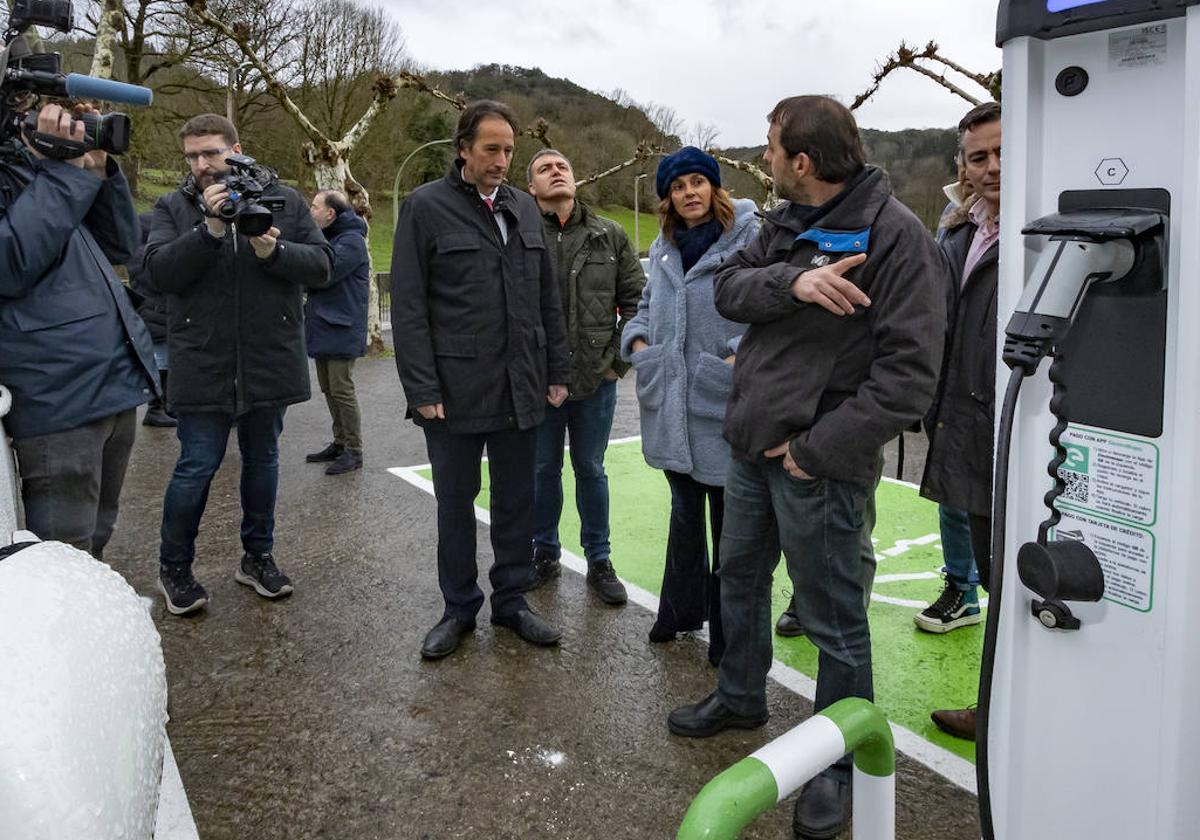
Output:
[483,197,494,211]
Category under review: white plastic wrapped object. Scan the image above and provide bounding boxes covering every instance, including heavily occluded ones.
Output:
[0,384,20,545]
[0,541,168,839]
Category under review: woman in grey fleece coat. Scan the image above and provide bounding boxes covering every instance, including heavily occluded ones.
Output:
[620,147,760,665]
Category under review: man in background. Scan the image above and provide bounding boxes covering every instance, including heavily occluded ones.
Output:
[525,148,644,606]
[305,189,370,476]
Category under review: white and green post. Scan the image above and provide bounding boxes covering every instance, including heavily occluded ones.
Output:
[677,698,895,840]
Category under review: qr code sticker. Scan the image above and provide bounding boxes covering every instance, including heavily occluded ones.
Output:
[1059,469,1089,504]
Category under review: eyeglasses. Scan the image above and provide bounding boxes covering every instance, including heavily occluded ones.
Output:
[183,146,230,164]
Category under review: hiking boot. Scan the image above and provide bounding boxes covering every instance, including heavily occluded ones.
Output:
[586,560,627,606]
[235,552,294,599]
[325,448,363,475]
[526,548,561,591]
[306,442,344,463]
[914,578,982,633]
[158,565,208,615]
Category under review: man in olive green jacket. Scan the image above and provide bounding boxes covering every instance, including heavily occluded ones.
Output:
[526,149,645,605]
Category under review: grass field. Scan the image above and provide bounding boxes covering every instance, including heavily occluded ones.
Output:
[417,440,984,762]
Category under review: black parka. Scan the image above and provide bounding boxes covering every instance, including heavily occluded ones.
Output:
[390,162,570,434]
[144,176,333,414]
[713,167,946,488]
[920,218,999,517]
[0,156,157,440]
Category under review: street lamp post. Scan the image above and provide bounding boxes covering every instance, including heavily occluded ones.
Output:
[393,138,454,229]
[633,173,648,254]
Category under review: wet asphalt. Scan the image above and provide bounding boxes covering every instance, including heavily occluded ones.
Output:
[104,347,978,840]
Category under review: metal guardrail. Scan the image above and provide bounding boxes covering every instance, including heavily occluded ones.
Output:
[376,272,391,330]
[677,698,895,840]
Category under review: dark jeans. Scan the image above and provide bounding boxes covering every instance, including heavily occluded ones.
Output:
[424,425,536,621]
[159,407,285,568]
[657,471,725,660]
[532,379,617,565]
[717,457,872,779]
[970,513,992,592]
[13,408,137,557]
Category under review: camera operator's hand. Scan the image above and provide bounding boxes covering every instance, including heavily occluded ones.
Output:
[250,226,281,260]
[24,104,89,171]
[72,104,108,178]
[200,182,230,236]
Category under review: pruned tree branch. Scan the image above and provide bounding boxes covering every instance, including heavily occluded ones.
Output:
[851,40,994,111]
[574,141,661,187]
[397,69,466,110]
[708,151,773,192]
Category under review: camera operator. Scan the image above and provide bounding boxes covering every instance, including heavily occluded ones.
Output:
[144,113,332,616]
[0,102,159,557]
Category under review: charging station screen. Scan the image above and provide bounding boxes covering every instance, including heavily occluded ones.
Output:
[1047,0,1109,10]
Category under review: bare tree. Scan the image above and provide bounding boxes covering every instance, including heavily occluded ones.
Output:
[688,122,720,151]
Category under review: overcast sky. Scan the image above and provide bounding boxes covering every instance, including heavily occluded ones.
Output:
[381,0,1003,147]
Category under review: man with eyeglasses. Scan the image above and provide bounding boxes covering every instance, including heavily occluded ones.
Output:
[144,113,333,615]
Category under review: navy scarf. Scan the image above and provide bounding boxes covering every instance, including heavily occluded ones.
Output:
[675,218,723,274]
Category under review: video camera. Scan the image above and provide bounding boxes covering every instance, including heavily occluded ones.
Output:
[216,153,277,237]
[1,0,153,159]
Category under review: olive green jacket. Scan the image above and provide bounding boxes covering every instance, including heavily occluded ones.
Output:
[540,200,645,399]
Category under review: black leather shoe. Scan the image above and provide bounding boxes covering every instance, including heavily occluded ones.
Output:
[306,442,344,463]
[792,771,852,840]
[420,616,476,660]
[586,560,627,606]
[667,691,768,738]
[491,608,562,646]
[776,604,807,637]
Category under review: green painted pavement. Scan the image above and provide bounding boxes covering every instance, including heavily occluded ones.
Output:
[419,440,981,761]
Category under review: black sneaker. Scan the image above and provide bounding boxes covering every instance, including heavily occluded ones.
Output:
[305,442,344,463]
[914,578,981,634]
[235,552,294,599]
[526,548,561,591]
[586,560,627,605]
[325,448,363,475]
[158,565,208,615]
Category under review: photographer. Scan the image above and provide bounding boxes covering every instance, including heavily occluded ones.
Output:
[144,113,332,616]
[0,102,159,556]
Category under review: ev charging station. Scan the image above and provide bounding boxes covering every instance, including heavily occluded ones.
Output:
[985,2,1200,839]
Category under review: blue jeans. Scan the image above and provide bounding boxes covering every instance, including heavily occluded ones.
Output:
[532,379,617,565]
[159,407,285,568]
[717,458,872,778]
[938,505,979,590]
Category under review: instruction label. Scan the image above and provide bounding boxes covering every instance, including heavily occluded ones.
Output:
[1057,425,1158,526]
[1109,25,1168,71]
[1052,511,1154,612]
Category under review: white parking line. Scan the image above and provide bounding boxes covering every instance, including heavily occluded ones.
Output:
[156,737,199,839]
[387,460,978,795]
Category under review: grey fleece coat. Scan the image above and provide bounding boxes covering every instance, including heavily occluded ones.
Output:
[621,199,760,486]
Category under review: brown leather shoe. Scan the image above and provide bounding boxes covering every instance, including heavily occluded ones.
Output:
[931,706,977,741]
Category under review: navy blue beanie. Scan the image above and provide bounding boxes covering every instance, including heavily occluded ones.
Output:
[656,146,721,199]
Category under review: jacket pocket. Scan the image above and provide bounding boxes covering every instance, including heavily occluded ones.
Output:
[688,352,734,420]
[433,333,477,358]
[631,344,666,411]
[11,289,107,332]
[521,229,547,279]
